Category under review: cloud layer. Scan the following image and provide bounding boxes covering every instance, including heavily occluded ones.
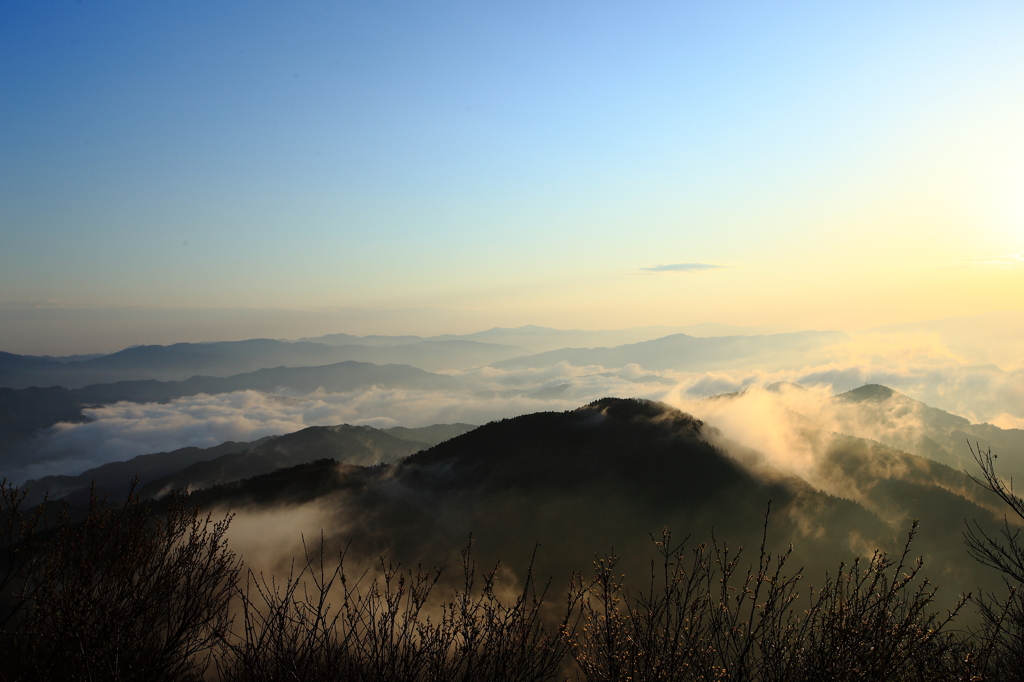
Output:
[9,330,1023,483]
[640,263,726,273]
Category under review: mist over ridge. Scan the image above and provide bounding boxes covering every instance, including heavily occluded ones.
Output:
[6,2,1024,673]
[3,316,1022,486]
[167,396,1009,620]
[2,318,1022,675]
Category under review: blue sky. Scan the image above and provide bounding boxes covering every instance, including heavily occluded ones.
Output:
[2,0,1023,347]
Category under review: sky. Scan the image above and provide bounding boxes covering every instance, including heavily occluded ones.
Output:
[2,0,1024,351]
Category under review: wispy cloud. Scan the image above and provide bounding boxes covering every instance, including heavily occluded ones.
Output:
[640,263,727,273]
[5,367,676,482]
[11,329,1024,483]
[938,254,1024,269]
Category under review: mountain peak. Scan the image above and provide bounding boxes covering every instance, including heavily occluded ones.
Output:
[577,397,702,431]
[839,384,899,402]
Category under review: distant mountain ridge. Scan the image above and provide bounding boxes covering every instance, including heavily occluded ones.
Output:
[835,383,1024,478]
[0,386,88,442]
[0,338,523,388]
[0,327,854,390]
[491,330,849,371]
[137,424,439,499]
[300,324,695,354]
[0,361,462,458]
[19,437,271,507]
[22,422,476,507]
[71,361,459,404]
[699,383,1024,480]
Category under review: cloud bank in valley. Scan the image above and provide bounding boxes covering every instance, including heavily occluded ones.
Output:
[11,330,1023,483]
[8,365,673,482]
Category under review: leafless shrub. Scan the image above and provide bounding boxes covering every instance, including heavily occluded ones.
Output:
[963,443,1024,679]
[569,506,967,682]
[0,475,1013,681]
[216,536,572,682]
[0,480,240,682]
[0,481,47,633]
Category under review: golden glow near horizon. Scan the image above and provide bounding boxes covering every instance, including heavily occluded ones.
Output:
[1,1,1022,344]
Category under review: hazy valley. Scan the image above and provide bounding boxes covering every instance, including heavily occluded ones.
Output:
[2,321,1021,604]
[7,4,1024,676]
[3,319,1024,680]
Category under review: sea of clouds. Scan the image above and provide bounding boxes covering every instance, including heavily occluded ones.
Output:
[9,330,1023,484]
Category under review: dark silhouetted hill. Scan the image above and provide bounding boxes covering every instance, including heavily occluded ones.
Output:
[20,437,271,507]
[19,421,474,507]
[0,386,90,454]
[138,422,474,499]
[383,423,477,446]
[174,398,1004,611]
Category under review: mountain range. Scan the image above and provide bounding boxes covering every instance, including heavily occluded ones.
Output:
[3,319,1021,634]
[1,328,858,391]
[69,360,458,404]
[10,380,1020,616]
[0,360,465,468]
[299,324,696,353]
[21,422,476,507]
[166,397,1009,614]
[0,338,522,388]
[491,330,849,371]
[836,383,1024,479]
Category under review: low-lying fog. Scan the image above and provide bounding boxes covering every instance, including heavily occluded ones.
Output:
[12,329,1023,483]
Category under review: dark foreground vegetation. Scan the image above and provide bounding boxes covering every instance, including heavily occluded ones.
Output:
[0,446,1021,682]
